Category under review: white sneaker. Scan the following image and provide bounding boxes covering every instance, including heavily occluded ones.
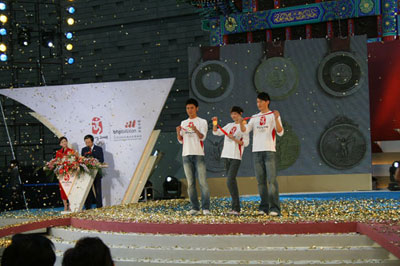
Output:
[257,210,267,215]
[202,209,212,215]
[187,209,200,216]
[269,211,279,217]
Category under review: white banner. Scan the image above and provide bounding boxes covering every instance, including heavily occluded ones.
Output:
[60,172,76,197]
[0,79,174,206]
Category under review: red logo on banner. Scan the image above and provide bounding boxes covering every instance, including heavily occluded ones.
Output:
[125,120,136,128]
[63,174,70,182]
[229,126,237,135]
[92,117,103,135]
[260,116,266,126]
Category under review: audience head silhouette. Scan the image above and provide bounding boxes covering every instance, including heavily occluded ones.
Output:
[62,237,113,266]
[1,233,56,266]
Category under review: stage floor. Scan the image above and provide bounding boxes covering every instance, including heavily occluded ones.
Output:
[0,191,399,258]
[1,190,399,225]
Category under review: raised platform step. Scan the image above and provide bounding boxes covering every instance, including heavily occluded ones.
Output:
[54,257,400,266]
[48,227,399,266]
[48,227,376,248]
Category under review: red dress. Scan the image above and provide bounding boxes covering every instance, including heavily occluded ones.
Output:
[56,148,74,201]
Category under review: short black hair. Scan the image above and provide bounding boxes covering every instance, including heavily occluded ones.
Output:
[59,136,68,144]
[62,237,113,266]
[84,135,94,142]
[186,98,199,107]
[257,92,271,102]
[230,106,244,114]
[1,233,56,266]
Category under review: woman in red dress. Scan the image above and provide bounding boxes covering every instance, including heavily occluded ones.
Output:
[55,136,75,211]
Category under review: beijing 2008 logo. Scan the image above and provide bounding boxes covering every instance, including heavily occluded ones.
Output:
[92,117,103,135]
[63,173,70,182]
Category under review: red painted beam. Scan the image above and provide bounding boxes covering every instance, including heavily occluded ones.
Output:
[252,0,258,12]
[285,27,292,40]
[327,22,333,39]
[223,35,229,45]
[348,19,355,37]
[266,30,272,42]
[71,218,357,235]
[0,218,71,238]
[247,32,253,43]
[306,25,312,39]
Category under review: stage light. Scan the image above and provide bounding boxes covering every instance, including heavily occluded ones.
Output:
[0,2,5,11]
[67,6,75,14]
[41,30,55,48]
[67,18,75,25]
[0,43,6,52]
[388,161,400,191]
[0,14,7,23]
[0,28,6,35]
[66,43,73,51]
[67,57,74,64]
[65,32,73,39]
[163,176,181,199]
[18,27,31,46]
[0,53,7,62]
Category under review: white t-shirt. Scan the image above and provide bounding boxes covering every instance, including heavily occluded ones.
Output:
[213,122,249,160]
[179,117,208,156]
[246,111,284,152]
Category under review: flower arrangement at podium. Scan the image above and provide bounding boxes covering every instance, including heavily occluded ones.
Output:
[44,150,102,178]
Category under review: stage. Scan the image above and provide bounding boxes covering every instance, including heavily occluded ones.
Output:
[0,191,399,258]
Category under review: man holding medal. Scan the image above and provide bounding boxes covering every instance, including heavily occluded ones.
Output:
[240,92,284,216]
[176,98,210,216]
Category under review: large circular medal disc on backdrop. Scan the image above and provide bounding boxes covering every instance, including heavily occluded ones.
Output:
[317,51,363,97]
[319,123,366,170]
[191,60,234,103]
[254,57,298,101]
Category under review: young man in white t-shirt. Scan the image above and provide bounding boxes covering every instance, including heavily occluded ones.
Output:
[176,98,210,216]
[240,92,284,216]
[212,106,249,215]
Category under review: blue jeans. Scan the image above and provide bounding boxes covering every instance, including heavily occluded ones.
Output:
[182,155,210,211]
[253,151,280,214]
[224,158,241,212]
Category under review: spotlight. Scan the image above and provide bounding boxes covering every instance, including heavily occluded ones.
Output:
[67,18,75,25]
[0,14,7,23]
[0,53,7,62]
[67,6,75,14]
[0,2,5,11]
[0,27,6,35]
[65,32,73,39]
[18,27,31,46]
[66,43,73,51]
[388,161,400,191]
[163,176,181,199]
[41,30,55,48]
[67,57,74,64]
[0,43,6,52]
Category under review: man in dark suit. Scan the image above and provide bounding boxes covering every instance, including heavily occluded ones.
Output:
[81,134,104,209]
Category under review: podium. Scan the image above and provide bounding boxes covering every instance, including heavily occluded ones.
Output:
[59,170,98,212]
